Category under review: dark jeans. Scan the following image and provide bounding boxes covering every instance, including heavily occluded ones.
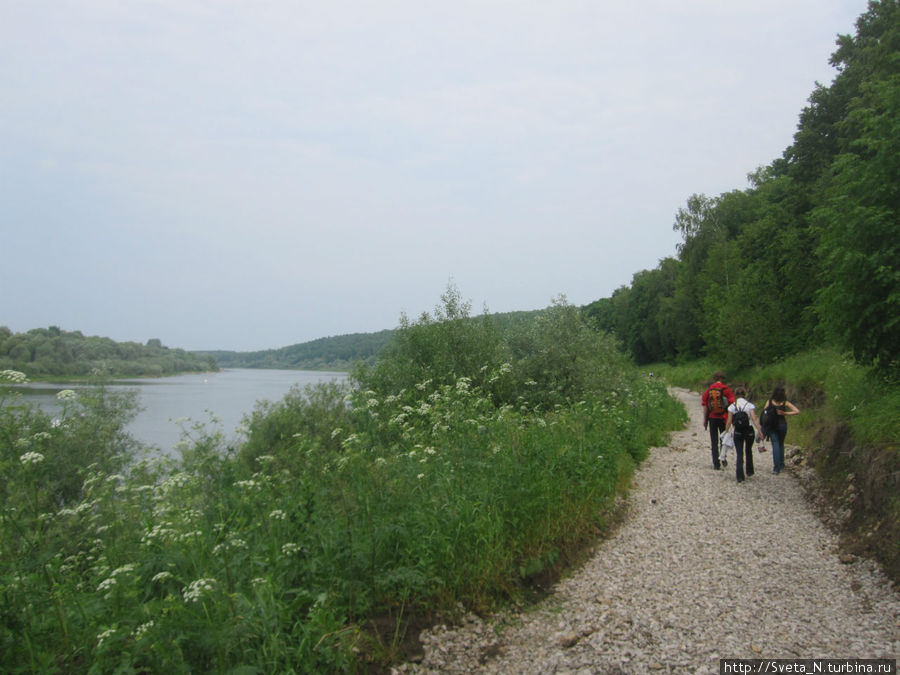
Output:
[734,432,755,481]
[708,417,726,468]
[769,422,787,473]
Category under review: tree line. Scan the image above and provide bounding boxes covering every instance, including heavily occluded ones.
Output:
[0,326,216,377]
[205,310,545,371]
[204,330,396,371]
[584,0,899,380]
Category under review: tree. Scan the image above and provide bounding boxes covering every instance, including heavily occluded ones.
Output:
[815,75,900,371]
[813,0,900,374]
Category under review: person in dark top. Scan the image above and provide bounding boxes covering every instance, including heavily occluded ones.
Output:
[701,371,736,471]
[761,386,800,474]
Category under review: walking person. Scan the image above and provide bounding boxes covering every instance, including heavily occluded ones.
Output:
[726,388,764,483]
[761,386,800,474]
[702,371,735,470]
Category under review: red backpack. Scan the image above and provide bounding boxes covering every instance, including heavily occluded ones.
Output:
[706,386,728,416]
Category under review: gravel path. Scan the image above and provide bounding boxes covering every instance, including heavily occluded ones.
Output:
[396,388,899,674]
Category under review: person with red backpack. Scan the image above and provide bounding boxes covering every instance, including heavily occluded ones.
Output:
[701,371,736,470]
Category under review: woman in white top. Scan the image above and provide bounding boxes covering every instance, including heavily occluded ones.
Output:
[725,387,765,483]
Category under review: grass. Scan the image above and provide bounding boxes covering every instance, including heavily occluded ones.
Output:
[1,360,686,673]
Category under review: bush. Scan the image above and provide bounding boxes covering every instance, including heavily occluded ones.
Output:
[0,290,687,672]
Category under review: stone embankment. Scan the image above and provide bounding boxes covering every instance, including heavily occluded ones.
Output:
[396,388,899,674]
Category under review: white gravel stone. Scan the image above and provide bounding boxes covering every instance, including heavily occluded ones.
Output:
[395,388,900,674]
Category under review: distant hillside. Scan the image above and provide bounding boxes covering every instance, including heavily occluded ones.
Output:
[204,309,548,372]
[203,330,396,371]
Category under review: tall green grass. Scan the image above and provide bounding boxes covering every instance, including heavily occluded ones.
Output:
[0,297,686,672]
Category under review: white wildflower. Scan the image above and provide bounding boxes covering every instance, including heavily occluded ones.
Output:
[281,542,301,556]
[96,627,116,648]
[213,537,247,556]
[19,451,45,466]
[111,564,136,578]
[269,509,287,520]
[56,389,77,401]
[0,370,28,384]
[133,621,154,640]
[235,479,261,491]
[182,577,216,603]
[151,571,173,583]
[176,530,202,542]
[97,577,117,594]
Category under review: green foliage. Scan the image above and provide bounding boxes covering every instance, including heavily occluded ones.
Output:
[0,326,217,378]
[650,347,899,450]
[814,70,900,373]
[353,284,509,397]
[0,287,686,673]
[588,1,899,378]
[204,309,546,373]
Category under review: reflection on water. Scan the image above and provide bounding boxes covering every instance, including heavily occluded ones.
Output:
[12,369,348,455]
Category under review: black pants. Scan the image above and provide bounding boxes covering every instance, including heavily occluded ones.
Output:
[708,417,726,469]
[734,432,755,481]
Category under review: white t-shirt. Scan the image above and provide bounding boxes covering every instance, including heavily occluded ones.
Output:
[728,398,756,415]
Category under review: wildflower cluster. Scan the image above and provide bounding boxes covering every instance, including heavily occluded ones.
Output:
[19,451,45,466]
[182,577,216,603]
[0,369,28,384]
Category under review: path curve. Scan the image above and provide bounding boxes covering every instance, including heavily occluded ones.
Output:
[397,388,899,674]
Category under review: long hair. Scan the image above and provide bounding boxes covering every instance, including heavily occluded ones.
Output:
[770,386,786,403]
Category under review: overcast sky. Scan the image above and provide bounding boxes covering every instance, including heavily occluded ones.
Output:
[1,1,868,352]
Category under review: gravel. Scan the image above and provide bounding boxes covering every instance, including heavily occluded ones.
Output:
[395,388,900,674]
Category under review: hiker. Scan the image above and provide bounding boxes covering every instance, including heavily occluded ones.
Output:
[701,371,735,470]
[725,387,764,483]
[761,386,800,474]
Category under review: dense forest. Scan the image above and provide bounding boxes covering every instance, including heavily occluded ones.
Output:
[0,326,217,377]
[584,0,898,379]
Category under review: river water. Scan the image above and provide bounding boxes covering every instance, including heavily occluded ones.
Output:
[12,369,348,454]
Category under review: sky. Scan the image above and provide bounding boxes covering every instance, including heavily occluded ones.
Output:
[1,0,869,352]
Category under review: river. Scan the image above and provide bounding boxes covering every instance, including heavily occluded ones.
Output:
[12,368,348,454]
